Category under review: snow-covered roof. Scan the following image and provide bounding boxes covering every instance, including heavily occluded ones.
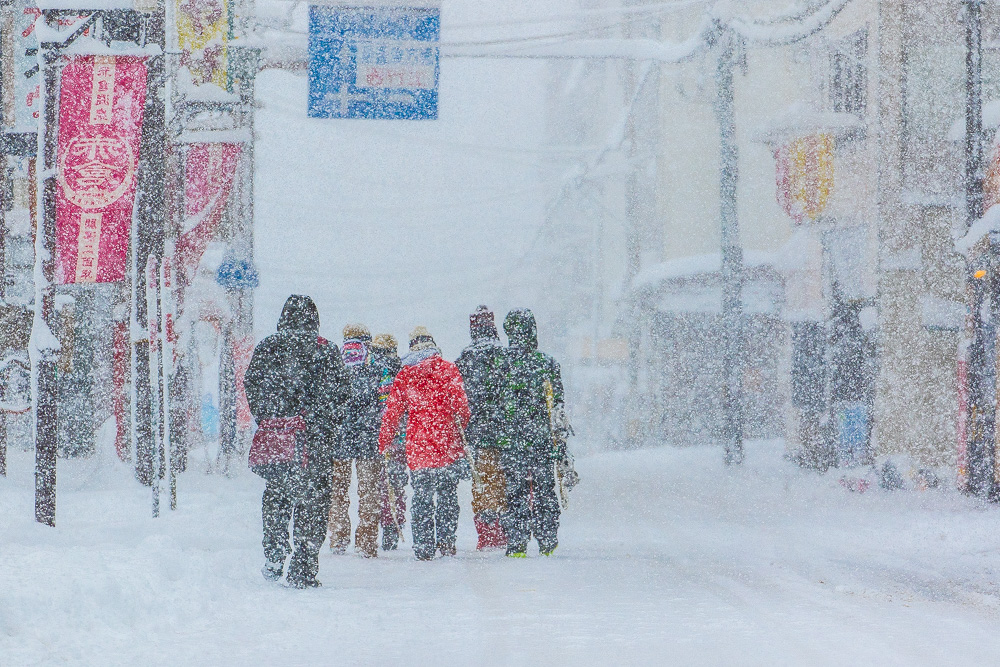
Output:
[755,102,864,145]
[920,295,965,331]
[630,249,785,290]
[176,77,239,105]
[947,99,1000,142]
[632,253,720,290]
[955,204,1000,255]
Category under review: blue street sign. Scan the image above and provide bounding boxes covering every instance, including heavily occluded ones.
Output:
[308,4,440,120]
[216,257,260,290]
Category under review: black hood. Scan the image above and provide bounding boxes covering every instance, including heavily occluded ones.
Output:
[503,308,537,351]
[277,295,319,334]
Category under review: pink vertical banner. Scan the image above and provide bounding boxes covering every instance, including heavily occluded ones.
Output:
[55,55,147,285]
[174,143,241,290]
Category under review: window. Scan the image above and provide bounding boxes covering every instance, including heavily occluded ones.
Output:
[831,30,868,116]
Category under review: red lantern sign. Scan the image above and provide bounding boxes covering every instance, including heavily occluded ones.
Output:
[774,133,835,224]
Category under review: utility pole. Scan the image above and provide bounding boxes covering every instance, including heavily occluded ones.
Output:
[133,4,166,496]
[964,0,995,498]
[32,15,60,526]
[715,26,745,466]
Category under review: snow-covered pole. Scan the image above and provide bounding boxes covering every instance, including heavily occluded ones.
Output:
[133,0,168,493]
[159,256,176,509]
[965,0,984,228]
[713,24,745,467]
[31,14,61,527]
[963,0,995,498]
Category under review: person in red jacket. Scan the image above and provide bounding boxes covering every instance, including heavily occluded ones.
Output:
[378,326,471,560]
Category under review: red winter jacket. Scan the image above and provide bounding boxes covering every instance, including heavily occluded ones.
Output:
[378,351,471,470]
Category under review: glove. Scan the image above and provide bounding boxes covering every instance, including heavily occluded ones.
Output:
[557,457,579,491]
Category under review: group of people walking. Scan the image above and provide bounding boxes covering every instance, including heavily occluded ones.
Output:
[243,297,578,588]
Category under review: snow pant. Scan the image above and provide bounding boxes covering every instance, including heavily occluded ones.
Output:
[261,465,333,584]
[499,448,560,553]
[410,463,461,560]
[328,458,382,557]
[471,447,507,549]
[381,454,408,547]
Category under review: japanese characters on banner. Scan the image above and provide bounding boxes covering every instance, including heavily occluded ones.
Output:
[176,0,229,88]
[174,143,242,299]
[55,55,147,285]
[774,133,834,225]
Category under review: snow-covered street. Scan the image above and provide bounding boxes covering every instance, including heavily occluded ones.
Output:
[3,440,1000,665]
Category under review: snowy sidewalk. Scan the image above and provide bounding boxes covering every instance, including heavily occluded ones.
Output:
[2,441,1000,665]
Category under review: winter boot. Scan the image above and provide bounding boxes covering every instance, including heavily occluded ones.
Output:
[540,544,557,557]
[285,576,322,589]
[475,516,507,551]
[506,541,527,558]
[382,523,399,551]
[262,560,283,581]
[438,541,456,558]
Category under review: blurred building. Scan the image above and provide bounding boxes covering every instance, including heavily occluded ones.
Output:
[538,0,657,451]
[616,0,984,472]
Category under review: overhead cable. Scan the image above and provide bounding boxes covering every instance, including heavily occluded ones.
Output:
[727,0,855,46]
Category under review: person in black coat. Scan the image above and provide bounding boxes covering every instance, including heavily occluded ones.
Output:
[327,323,385,557]
[244,295,350,588]
[455,305,509,550]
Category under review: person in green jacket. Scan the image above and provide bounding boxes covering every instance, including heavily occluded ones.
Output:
[499,308,576,558]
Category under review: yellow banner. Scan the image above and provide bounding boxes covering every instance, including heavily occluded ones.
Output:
[176,0,229,89]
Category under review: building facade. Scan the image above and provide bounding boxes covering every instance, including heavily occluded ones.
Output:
[620,0,988,473]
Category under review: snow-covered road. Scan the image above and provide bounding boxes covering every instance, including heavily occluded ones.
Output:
[2,441,1000,665]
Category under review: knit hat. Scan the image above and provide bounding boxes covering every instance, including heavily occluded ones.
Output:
[409,326,436,352]
[470,305,499,341]
[372,333,398,352]
[343,323,371,342]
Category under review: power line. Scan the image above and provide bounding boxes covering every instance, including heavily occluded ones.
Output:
[727,0,855,46]
[446,0,711,32]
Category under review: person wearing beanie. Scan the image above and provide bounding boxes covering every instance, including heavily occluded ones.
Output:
[244,295,351,588]
[499,308,577,558]
[378,327,471,560]
[327,322,384,558]
[372,333,397,355]
[370,333,407,551]
[408,325,436,352]
[456,305,509,551]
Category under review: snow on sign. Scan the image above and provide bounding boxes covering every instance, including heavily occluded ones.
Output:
[308,3,440,120]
